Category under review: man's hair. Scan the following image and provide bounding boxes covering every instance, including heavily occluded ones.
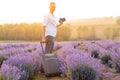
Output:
[49,2,56,6]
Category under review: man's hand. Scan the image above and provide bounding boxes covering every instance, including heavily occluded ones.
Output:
[41,37,46,43]
[59,18,66,24]
[57,18,66,27]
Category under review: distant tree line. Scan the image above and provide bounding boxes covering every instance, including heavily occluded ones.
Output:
[116,16,120,25]
[0,23,42,41]
[0,23,72,41]
[0,22,120,41]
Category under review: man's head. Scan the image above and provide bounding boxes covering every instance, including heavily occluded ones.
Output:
[49,2,56,14]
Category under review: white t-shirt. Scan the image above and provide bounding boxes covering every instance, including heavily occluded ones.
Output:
[43,13,57,37]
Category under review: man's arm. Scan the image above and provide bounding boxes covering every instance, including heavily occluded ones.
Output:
[57,22,63,27]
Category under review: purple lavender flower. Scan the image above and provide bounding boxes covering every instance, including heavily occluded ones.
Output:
[2,52,42,79]
[65,53,105,75]
[1,64,21,80]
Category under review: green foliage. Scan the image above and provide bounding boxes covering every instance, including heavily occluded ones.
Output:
[115,62,120,73]
[70,65,96,80]
[27,48,36,52]
[0,55,8,66]
[91,50,100,59]
[101,54,112,64]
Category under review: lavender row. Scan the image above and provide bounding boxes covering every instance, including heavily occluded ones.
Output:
[55,40,120,79]
[0,51,42,80]
[0,40,120,80]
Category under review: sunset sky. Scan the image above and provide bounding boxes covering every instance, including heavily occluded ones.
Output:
[0,0,120,24]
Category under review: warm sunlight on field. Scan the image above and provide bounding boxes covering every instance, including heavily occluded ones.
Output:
[0,17,120,41]
[0,1,120,80]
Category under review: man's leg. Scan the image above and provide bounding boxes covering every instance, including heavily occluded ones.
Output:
[45,35,55,53]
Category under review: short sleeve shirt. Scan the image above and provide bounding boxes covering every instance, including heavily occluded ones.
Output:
[43,13,57,37]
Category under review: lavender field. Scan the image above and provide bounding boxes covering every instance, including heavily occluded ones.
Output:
[0,40,120,80]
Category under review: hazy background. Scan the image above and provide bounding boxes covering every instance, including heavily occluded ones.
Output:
[0,0,120,41]
[0,17,120,41]
[0,0,120,23]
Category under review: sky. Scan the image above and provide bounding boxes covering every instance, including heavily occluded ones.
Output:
[0,0,120,24]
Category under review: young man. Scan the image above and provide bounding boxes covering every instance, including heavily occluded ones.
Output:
[42,2,65,53]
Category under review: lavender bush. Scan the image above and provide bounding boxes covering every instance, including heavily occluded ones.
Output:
[91,50,100,59]
[66,53,105,80]
[0,44,31,67]
[1,52,42,80]
[1,64,21,80]
[70,65,96,80]
[101,54,112,64]
[0,40,120,80]
[111,47,120,72]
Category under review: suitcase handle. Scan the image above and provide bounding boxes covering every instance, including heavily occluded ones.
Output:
[40,41,46,56]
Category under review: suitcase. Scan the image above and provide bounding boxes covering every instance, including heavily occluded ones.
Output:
[40,42,62,77]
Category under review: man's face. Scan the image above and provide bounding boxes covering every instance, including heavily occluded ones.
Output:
[49,2,56,13]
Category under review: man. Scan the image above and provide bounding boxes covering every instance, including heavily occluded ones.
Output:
[42,2,65,53]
